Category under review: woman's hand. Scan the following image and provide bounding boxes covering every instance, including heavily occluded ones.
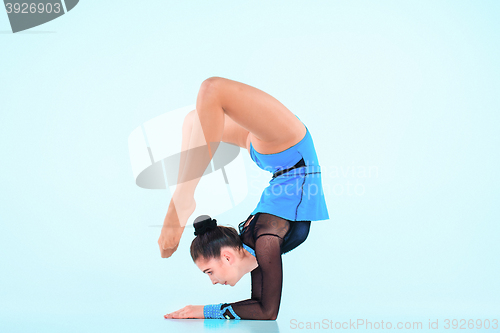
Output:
[164,305,204,319]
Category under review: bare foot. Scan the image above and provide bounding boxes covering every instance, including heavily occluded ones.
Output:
[158,197,196,258]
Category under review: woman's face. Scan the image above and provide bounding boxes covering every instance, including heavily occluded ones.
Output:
[195,248,242,286]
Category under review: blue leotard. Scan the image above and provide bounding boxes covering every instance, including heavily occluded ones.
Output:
[249,121,329,221]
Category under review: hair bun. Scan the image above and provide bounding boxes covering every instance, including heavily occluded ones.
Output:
[193,215,218,236]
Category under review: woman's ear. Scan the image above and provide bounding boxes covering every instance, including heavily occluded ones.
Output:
[220,249,234,264]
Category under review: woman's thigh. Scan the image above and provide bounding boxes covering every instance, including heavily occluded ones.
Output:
[186,109,248,150]
[220,112,249,149]
[199,77,307,154]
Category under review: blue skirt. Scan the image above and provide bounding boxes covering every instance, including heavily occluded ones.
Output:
[249,122,329,222]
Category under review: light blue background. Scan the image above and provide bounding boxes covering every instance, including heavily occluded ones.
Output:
[1,1,499,332]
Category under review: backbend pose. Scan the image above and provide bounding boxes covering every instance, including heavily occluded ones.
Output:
[160,77,329,320]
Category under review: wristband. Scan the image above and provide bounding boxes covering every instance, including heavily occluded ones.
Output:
[221,304,241,320]
[204,303,225,319]
[204,303,241,320]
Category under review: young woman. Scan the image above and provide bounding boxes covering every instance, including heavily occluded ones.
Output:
[159,77,329,320]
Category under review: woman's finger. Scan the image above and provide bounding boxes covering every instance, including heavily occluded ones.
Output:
[165,309,179,319]
[165,313,178,319]
[165,305,192,319]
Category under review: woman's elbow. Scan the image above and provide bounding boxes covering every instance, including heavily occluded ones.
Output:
[264,311,278,320]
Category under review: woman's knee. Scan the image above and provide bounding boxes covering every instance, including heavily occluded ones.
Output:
[185,109,196,121]
[198,77,223,102]
[182,109,196,130]
[196,78,224,121]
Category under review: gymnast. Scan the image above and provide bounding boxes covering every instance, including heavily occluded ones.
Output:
[159,77,329,320]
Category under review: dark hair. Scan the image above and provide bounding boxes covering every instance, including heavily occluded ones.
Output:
[190,215,243,262]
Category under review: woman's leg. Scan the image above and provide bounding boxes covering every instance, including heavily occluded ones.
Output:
[197,76,307,154]
[175,76,307,198]
[159,77,306,258]
[159,109,247,258]
[158,111,198,258]
[175,76,309,199]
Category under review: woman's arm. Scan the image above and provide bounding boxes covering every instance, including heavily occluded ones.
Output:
[204,234,284,320]
[164,239,278,320]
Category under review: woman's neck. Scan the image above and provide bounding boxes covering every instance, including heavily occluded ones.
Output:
[241,248,259,274]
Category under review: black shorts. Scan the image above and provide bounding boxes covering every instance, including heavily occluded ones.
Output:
[239,212,311,255]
